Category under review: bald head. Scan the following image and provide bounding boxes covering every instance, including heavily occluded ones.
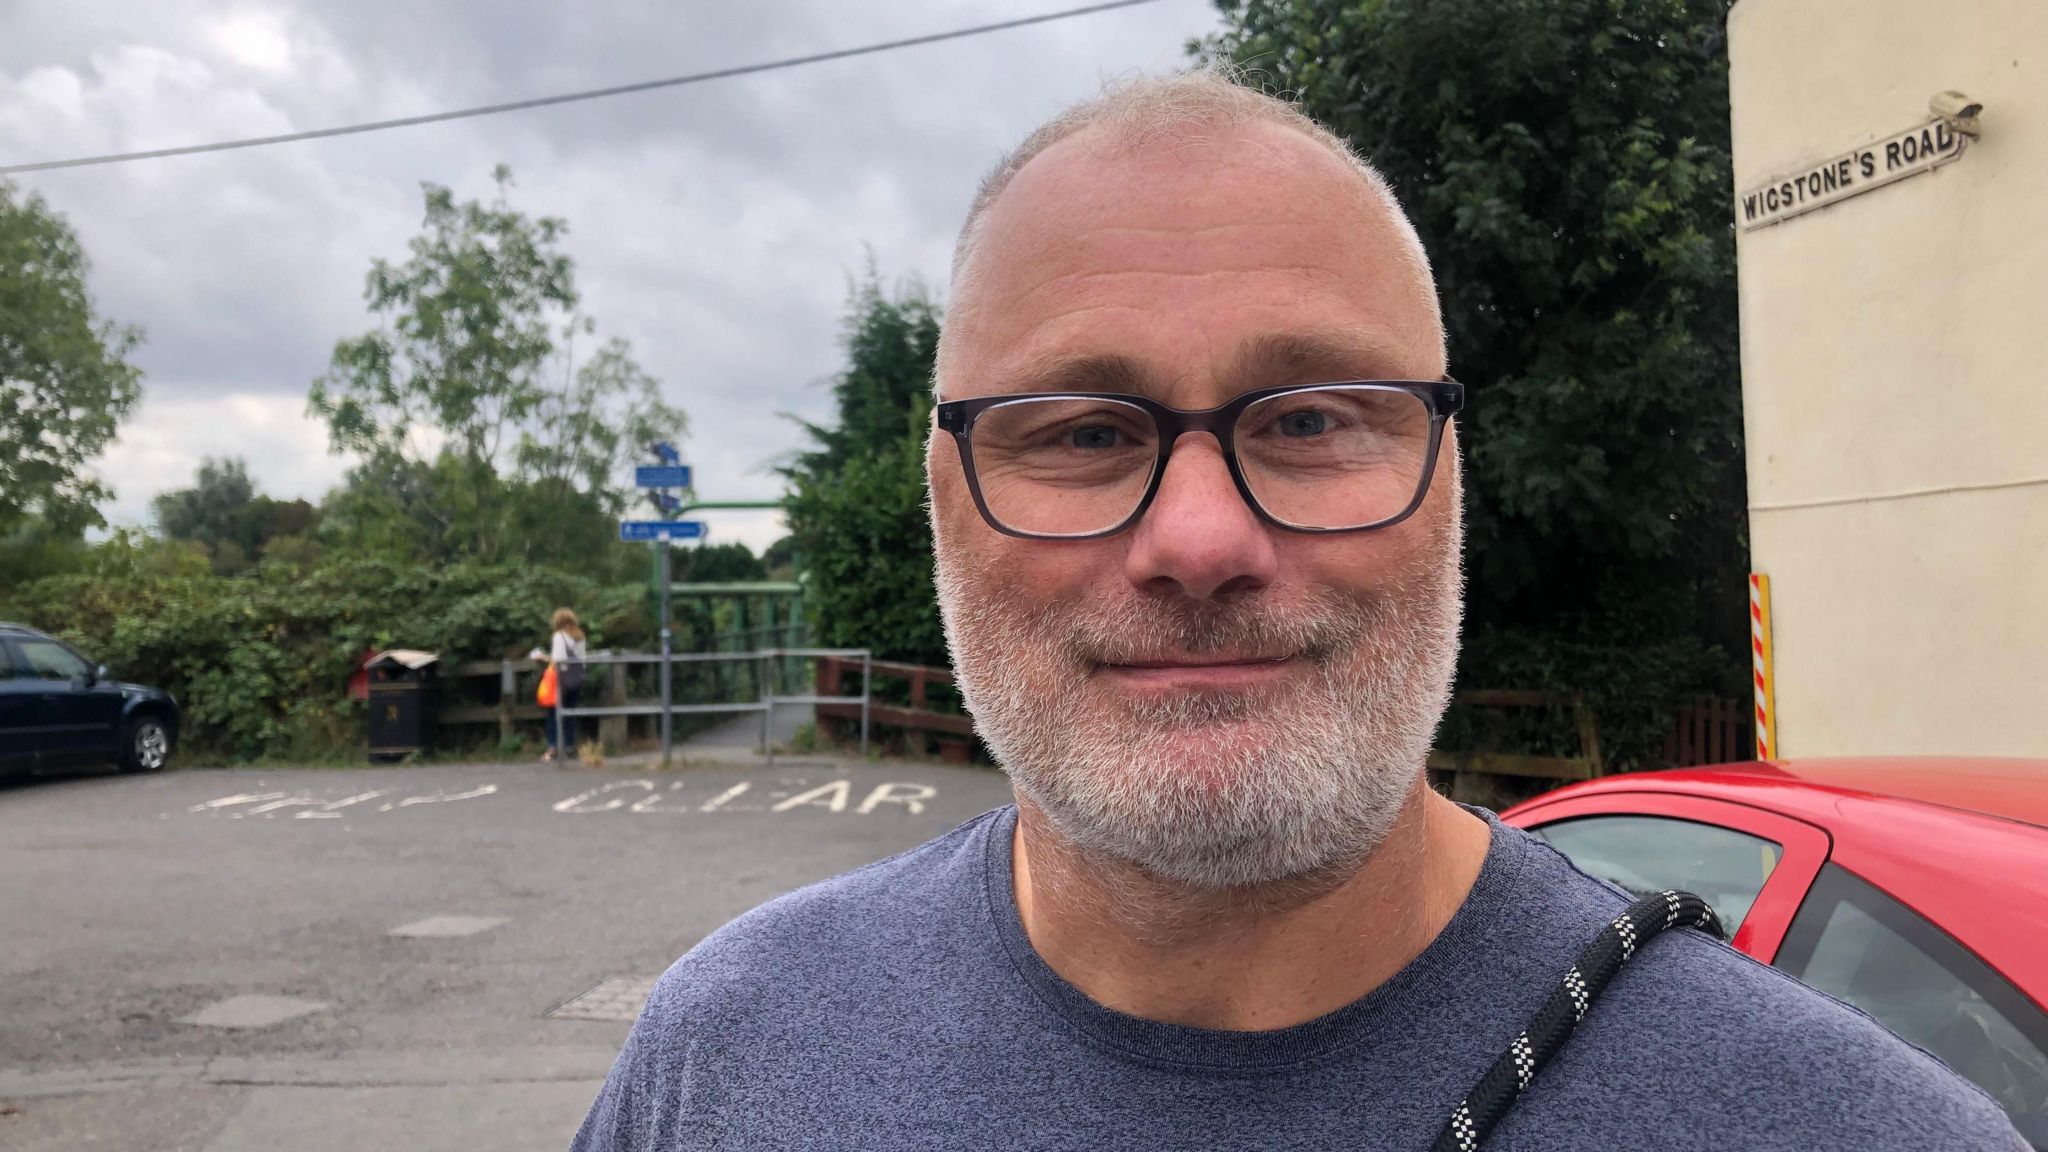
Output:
[938,70,1444,389]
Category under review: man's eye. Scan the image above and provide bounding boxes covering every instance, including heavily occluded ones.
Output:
[1277,410,1326,437]
[1069,425,1121,449]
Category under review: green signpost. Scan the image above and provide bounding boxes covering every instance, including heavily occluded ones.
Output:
[630,479,798,763]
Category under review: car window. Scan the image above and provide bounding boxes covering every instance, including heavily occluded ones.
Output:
[1776,864,2048,1139]
[16,639,91,681]
[1529,815,1780,939]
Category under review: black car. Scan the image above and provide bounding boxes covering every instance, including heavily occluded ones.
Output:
[0,623,180,781]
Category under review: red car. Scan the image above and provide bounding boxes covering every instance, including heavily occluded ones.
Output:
[1502,757,2048,1146]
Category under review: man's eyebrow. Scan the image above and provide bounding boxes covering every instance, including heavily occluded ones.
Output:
[994,352,1154,396]
[1229,330,1414,386]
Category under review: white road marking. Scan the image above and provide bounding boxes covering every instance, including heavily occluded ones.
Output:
[193,775,948,823]
[546,778,945,815]
[240,796,329,816]
[856,782,936,815]
[552,780,654,813]
[294,790,389,819]
[771,780,850,813]
[696,781,753,812]
[628,782,691,813]
[378,783,498,811]
[193,785,496,819]
[188,793,289,812]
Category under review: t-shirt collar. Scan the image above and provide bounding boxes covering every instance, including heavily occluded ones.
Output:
[978,802,1527,1072]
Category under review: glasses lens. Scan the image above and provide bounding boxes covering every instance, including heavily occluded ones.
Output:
[969,397,1158,536]
[1234,385,1433,529]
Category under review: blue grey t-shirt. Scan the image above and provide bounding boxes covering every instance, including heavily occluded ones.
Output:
[571,806,2023,1150]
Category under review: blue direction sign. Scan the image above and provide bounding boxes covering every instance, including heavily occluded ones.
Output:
[619,520,705,542]
[634,464,692,489]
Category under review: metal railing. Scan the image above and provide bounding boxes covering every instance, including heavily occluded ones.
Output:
[552,647,870,761]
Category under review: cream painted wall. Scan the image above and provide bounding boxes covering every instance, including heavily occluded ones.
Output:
[1729,0,2048,756]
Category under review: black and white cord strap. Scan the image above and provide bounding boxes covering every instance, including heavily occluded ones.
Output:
[1430,889,1724,1152]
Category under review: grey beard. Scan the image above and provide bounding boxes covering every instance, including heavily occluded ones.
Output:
[935,557,1462,891]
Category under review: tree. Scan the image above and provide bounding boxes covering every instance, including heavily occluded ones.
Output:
[783,274,947,666]
[1202,0,1748,764]
[308,167,683,567]
[0,181,144,537]
[515,325,687,515]
[673,542,766,584]
[760,535,799,578]
[308,166,573,466]
[791,269,943,479]
[153,457,320,574]
[153,457,255,545]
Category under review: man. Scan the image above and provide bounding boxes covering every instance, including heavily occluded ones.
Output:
[572,72,2023,1150]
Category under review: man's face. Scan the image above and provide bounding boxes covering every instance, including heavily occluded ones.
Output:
[930,120,1463,889]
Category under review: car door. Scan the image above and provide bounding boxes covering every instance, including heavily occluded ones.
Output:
[1507,791,1831,961]
[0,640,46,773]
[9,636,122,762]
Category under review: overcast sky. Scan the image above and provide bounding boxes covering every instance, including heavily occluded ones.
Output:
[1,0,1220,553]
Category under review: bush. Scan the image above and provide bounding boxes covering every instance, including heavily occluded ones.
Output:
[2,536,651,762]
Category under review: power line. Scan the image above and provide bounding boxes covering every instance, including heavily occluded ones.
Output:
[0,0,1173,177]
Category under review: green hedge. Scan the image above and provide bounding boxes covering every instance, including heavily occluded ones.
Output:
[3,542,649,762]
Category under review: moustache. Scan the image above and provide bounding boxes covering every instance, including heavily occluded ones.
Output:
[1052,587,1387,669]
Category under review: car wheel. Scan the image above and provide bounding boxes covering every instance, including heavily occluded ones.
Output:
[120,716,173,773]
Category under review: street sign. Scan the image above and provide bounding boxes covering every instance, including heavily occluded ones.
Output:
[650,441,680,466]
[619,520,705,542]
[634,465,692,489]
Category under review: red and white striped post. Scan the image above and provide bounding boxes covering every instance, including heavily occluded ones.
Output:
[1750,573,1778,760]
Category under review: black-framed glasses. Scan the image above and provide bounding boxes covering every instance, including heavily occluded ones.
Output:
[935,379,1463,540]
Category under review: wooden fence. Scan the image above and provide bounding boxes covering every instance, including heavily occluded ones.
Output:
[1426,689,1604,798]
[1664,696,1754,767]
[435,652,1750,778]
[809,659,1613,787]
[813,656,975,761]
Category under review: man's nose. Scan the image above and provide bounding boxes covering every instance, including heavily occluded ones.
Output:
[1121,434,1279,602]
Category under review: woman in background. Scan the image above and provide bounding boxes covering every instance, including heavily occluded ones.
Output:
[534,607,587,762]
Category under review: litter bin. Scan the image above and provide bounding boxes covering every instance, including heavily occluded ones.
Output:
[366,649,439,762]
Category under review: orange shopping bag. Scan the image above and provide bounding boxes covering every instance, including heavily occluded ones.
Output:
[536,662,559,708]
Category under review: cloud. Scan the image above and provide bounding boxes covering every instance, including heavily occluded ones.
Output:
[206,10,295,74]
[96,390,351,529]
[4,0,1221,553]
